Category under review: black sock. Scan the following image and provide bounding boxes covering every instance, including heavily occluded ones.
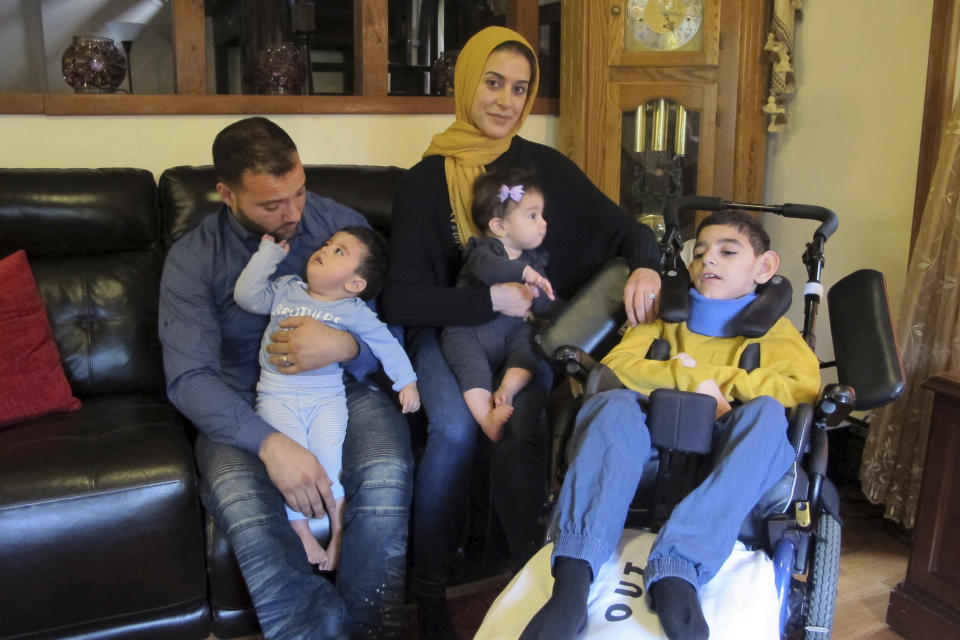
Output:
[650,577,709,640]
[417,594,460,640]
[519,556,592,640]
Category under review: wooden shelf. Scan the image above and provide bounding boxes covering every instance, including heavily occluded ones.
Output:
[2,0,554,118]
[0,93,556,116]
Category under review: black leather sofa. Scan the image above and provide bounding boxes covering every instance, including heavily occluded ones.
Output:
[0,164,404,640]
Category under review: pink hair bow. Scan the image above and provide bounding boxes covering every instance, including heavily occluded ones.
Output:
[497,184,525,203]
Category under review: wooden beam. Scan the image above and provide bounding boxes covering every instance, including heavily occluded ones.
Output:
[0,93,44,114]
[507,0,540,59]
[911,0,960,254]
[731,0,770,202]
[172,0,206,94]
[559,0,608,174]
[34,93,558,117]
[354,0,389,96]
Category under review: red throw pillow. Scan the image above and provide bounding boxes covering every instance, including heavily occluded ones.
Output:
[0,250,81,426]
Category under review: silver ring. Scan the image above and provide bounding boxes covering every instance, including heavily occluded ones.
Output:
[645,293,656,299]
[282,353,291,366]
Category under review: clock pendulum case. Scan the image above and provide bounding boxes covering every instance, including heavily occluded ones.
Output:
[560,0,771,235]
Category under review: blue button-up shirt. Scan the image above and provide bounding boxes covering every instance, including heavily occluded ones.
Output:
[159,192,378,455]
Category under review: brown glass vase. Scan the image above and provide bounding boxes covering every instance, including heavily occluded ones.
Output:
[255,42,307,95]
[61,36,127,94]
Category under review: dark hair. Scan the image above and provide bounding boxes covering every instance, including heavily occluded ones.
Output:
[212,117,299,187]
[696,210,770,255]
[491,40,537,90]
[472,167,543,231]
[339,225,389,301]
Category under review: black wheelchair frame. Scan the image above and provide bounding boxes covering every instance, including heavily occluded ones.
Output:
[533,195,905,639]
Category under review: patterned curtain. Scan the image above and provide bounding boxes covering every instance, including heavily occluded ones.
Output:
[859,100,960,528]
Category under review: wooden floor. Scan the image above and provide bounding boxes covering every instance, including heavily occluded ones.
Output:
[208,489,911,640]
[831,493,910,640]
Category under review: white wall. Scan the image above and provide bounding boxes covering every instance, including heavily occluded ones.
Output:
[0,113,557,176]
[0,0,934,347]
[763,0,933,357]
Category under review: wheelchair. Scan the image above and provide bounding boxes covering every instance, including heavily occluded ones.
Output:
[533,195,905,640]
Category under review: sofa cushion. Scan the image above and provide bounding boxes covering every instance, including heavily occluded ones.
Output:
[159,164,406,248]
[0,168,165,398]
[0,396,208,639]
[0,250,81,426]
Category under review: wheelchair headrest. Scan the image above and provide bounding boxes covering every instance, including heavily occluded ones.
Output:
[660,266,793,337]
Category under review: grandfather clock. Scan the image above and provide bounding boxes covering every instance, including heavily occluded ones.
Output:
[560,0,770,230]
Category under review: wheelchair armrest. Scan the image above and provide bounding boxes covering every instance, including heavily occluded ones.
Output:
[535,258,629,362]
[786,402,814,462]
[827,269,905,409]
[583,362,625,401]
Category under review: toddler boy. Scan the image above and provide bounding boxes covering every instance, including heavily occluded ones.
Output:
[235,225,419,570]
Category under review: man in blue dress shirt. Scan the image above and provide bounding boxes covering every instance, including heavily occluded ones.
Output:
[159,117,412,639]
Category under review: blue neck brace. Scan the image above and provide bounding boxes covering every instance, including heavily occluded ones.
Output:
[687,288,757,337]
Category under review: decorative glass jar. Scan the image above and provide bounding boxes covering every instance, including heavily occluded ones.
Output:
[255,42,306,95]
[61,36,127,94]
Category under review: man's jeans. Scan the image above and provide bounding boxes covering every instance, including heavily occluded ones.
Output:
[550,389,795,592]
[409,328,552,598]
[196,379,413,640]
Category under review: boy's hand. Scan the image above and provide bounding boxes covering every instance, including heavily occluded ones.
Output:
[624,267,661,326]
[672,352,697,367]
[399,382,421,413]
[261,233,290,253]
[522,265,556,300]
[695,378,732,419]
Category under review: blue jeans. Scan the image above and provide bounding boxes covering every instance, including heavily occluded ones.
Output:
[196,378,413,640]
[550,389,794,592]
[409,328,552,597]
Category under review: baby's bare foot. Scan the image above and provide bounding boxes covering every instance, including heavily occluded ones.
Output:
[494,387,517,409]
[319,533,342,572]
[479,404,514,442]
[293,523,329,566]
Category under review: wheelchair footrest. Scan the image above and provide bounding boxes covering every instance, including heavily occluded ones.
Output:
[650,450,708,532]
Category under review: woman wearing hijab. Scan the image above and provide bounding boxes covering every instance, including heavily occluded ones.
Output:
[382,26,663,637]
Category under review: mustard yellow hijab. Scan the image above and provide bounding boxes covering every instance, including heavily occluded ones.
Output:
[423,26,540,246]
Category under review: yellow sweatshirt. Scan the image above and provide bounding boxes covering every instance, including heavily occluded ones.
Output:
[601,317,821,409]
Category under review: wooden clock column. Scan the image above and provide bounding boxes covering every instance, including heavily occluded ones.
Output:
[886,370,960,638]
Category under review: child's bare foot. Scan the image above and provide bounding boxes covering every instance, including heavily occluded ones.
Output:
[318,499,346,571]
[290,518,329,566]
[495,367,532,409]
[478,404,514,441]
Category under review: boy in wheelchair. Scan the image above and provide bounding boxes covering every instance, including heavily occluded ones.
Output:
[520,211,820,640]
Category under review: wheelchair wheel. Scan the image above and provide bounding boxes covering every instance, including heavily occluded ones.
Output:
[804,513,841,639]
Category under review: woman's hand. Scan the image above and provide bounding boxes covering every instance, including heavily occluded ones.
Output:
[491,282,535,318]
[522,265,555,300]
[266,316,359,373]
[623,267,662,326]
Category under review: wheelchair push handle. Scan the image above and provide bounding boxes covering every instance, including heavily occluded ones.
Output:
[661,196,839,241]
[662,195,725,230]
[779,203,838,240]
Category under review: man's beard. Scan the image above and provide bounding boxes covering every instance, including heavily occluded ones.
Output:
[233,206,298,241]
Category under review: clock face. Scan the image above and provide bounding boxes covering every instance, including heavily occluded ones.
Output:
[626,0,704,52]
